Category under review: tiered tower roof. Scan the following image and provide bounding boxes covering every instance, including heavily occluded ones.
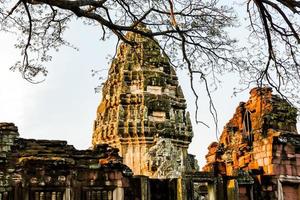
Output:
[92,25,193,177]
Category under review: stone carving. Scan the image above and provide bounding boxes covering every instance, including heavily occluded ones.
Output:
[92,24,193,178]
[146,138,183,178]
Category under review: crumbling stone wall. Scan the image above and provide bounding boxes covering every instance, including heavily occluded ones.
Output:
[0,123,131,200]
[203,87,300,199]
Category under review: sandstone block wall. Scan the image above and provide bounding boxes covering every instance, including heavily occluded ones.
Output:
[203,87,300,199]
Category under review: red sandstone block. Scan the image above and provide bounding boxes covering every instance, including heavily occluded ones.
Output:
[121,177,130,187]
[254,153,260,160]
[253,145,259,151]
[280,165,287,174]
[272,158,281,164]
[287,153,295,159]
[297,166,300,176]
[275,144,282,151]
[256,152,262,159]
[284,145,295,154]
[239,187,247,194]
[292,165,297,176]
[283,186,296,194]
[233,163,239,169]
[258,152,265,159]
[263,139,269,145]
[253,142,259,147]
[273,164,281,175]
[263,166,268,174]
[108,172,115,180]
[283,160,291,165]
[248,161,258,170]
[266,151,272,157]
[108,171,122,180]
[286,165,293,175]
[239,195,249,200]
[274,152,282,157]
[244,154,251,163]
[267,164,275,175]
[264,157,271,165]
[296,158,300,166]
[207,155,216,163]
[267,144,272,151]
[115,171,123,180]
[226,165,233,176]
[258,159,264,166]
[239,157,245,167]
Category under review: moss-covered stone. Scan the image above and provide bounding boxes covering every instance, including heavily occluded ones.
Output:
[92,25,193,178]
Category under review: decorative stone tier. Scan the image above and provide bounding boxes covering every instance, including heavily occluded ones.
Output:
[92,25,193,178]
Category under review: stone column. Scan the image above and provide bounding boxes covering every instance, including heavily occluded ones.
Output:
[64,188,71,200]
[207,182,217,200]
[0,123,19,195]
[0,123,19,154]
[177,177,187,200]
[113,187,124,200]
[227,179,239,200]
[139,176,150,200]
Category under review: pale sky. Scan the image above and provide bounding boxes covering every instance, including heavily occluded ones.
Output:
[0,16,259,168]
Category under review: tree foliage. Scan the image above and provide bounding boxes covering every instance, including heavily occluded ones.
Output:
[0,0,299,125]
[244,0,300,100]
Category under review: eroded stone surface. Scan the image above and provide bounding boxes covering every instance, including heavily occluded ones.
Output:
[92,24,194,178]
[0,123,131,198]
[203,87,300,199]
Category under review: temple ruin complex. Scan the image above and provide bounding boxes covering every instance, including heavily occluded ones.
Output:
[1,26,300,200]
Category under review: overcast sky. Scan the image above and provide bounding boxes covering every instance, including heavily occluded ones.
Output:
[0,14,266,168]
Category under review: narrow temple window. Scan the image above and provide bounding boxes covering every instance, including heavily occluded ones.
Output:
[242,110,253,145]
[243,110,252,133]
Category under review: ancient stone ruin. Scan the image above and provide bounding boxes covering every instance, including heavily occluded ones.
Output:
[203,87,300,199]
[92,24,194,179]
[0,123,131,200]
[1,25,300,200]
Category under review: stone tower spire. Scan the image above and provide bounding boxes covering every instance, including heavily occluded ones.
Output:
[92,25,193,178]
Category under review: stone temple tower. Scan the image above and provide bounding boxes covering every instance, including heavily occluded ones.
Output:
[92,25,193,178]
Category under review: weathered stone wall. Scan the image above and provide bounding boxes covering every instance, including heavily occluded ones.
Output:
[0,123,19,197]
[0,123,131,200]
[92,24,194,178]
[203,87,300,199]
[0,122,201,200]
